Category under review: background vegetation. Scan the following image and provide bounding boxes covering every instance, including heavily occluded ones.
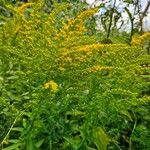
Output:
[0,1,150,150]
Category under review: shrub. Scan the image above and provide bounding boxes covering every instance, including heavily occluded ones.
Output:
[0,1,150,150]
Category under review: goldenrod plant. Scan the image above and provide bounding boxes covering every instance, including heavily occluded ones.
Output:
[132,32,150,46]
[0,1,150,150]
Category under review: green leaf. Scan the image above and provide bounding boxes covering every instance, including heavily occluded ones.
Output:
[11,127,23,132]
[8,139,20,144]
[92,127,110,150]
[66,110,85,116]
[2,143,21,150]
[0,76,3,81]
[7,76,18,80]
[35,139,44,148]
[26,136,34,150]
[120,110,133,121]
[63,137,81,149]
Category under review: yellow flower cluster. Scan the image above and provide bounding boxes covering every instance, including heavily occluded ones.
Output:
[55,20,84,40]
[55,7,98,41]
[75,44,127,52]
[43,80,59,92]
[77,7,99,20]
[89,65,113,73]
[131,32,150,46]
[17,3,33,14]
[56,43,129,71]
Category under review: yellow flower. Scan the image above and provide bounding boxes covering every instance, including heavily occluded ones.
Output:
[89,65,113,73]
[43,80,58,92]
[131,32,150,46]
[17,3,33,14]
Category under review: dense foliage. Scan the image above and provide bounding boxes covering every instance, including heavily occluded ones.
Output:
[0,1,150,150]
